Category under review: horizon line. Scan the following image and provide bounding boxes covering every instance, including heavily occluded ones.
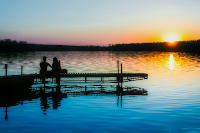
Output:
[1,38,200,47]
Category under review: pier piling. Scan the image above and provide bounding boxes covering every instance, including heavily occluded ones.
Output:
[5,64,8,76]
[117,60,119,74]
[21,66,23,75]
[56,75,61,87]
[121,63,122,74]
[85,86,87,92]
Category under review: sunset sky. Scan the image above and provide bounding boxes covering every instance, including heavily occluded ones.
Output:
[0,0,200,46]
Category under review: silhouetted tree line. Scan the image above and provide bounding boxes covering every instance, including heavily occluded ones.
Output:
[109,40,200,53]
[0,39,200,53]
[0,39,107,52]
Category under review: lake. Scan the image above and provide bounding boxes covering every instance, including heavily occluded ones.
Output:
[0,51,200,133]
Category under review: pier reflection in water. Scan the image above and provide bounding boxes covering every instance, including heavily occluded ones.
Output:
[0,87,66,119]
[0,83,147,120]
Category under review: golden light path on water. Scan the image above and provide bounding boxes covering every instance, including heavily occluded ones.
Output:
[168,54,175,70]
[105,52,200,90]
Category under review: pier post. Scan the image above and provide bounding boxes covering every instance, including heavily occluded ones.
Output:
[85,86,87,92]
[5,107,8,120]
[56,74,61,87]
[101,77,104,82]
[43,78,46,87]
[21,66,23,75]
[116,63,123,94]
[116,63,123,83]
[85,77,87,82]
[117,84,123,94]
[41,75,46,87]
[56,86,60,92]
[100,85,103,92]
[117,60,119,74]
[5,64,8,76]
[121,63,123,82]
[121,63,122,74]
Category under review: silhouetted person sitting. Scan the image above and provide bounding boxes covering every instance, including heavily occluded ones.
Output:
[40,56,52,76]
[52,57,68,75]
[52,57,61,75]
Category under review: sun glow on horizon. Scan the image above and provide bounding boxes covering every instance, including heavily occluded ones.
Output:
[164,33,181,43]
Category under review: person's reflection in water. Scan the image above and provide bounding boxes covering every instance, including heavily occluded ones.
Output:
[52,86,68,109]
[40,89,50,115]
[52,92,62,110]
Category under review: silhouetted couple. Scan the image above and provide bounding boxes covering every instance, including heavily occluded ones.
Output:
[40,56,66,76]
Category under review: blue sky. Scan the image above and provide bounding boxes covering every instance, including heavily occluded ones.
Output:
[0,0,200,45]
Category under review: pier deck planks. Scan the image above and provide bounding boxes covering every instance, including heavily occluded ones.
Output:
[0,73,148,79]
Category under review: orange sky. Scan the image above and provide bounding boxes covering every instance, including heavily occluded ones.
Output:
[0,0,200,45]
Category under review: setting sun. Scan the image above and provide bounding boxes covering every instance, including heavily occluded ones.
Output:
[164,33,181,43]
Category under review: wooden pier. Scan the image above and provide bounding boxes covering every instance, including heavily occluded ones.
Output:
[61,73,148,78]
[0,72,148,89]
[0,62,148,95]
[0,72,148,79]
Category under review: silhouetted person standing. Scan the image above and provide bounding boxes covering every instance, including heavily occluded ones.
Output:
[40,56,51,75]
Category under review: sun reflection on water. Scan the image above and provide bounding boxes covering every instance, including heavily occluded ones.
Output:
[169,54,175,70]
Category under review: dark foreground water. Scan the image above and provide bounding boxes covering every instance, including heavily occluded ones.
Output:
[0,51,200,133]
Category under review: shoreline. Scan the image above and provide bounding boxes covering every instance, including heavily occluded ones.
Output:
[0,39,200,53]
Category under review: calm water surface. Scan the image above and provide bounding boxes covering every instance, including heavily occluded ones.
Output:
[0,51,200,133]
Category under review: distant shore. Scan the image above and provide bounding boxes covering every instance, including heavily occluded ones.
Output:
[0,39,200,53]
